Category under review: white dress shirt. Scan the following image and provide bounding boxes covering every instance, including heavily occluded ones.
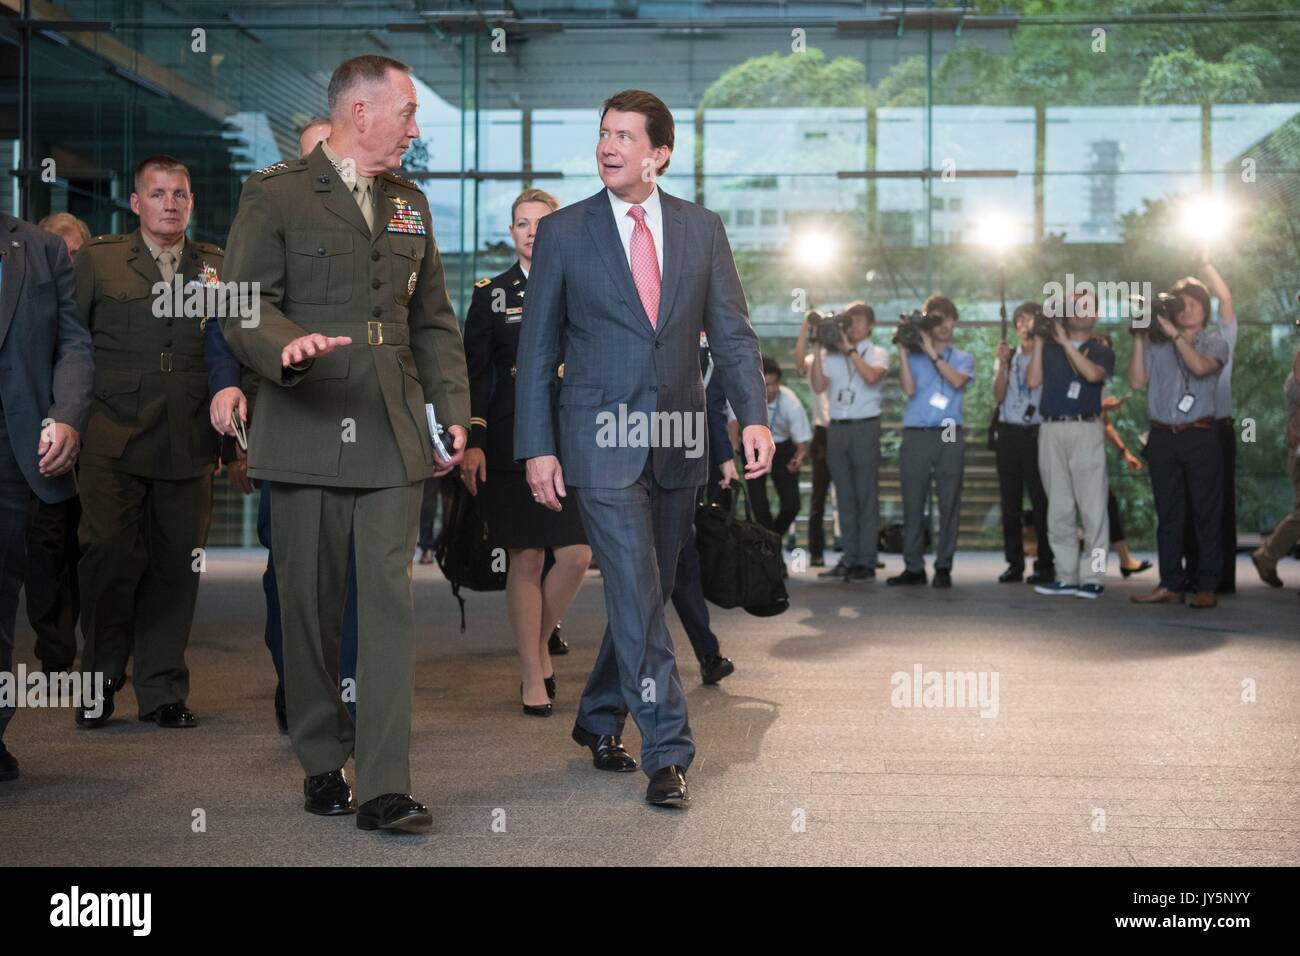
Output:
[767,385,813,444]
[607,185,664,277]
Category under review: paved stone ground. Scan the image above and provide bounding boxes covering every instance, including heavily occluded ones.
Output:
[2,550,1297,866]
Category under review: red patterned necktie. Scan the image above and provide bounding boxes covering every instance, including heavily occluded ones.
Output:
[627,204,660,329]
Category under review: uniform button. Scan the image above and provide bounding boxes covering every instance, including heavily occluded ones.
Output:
[318,176,329,185]
[371,279,381,289]
[650,385,658,393]
[318,246,326,256]
[371,250,380,261]
[371,307,382,317]
[655,341,663,349]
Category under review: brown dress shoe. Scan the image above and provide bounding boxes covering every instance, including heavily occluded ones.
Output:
[1189,591,1218,609]
[1251,550,1283,588]
[1131,587,1184,605]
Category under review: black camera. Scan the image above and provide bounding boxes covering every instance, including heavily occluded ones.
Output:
[892,310,942,353]
[1031,309,1062,339]
[1129,292,1183,343]
[810,310,853,350]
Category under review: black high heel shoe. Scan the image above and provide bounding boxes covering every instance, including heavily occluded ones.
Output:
[1120,560,1153,579]
[544,675,556,700]
[521,684,553,718]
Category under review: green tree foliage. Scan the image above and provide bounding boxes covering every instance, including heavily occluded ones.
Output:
[700,50,869,109]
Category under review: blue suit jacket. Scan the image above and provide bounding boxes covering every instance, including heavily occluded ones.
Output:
[513,188,765,489]
[0,214,94,504]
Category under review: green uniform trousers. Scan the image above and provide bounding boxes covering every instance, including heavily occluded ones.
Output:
[77,458,212,715]
[270,480,423,804]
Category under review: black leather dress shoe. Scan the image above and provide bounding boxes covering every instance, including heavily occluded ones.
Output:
[817,560,849,579]
[0,743,18,782]
[887,569,927,586]
[304,769,354,815]
[141,702,197,728]
[932,569,952,589]
[998,567,1024,583]
[274,684,288,735]
[356,793,433,832]
[571,725,638,772]
[645,765,690,807]
[75,687,115,728]
[1026,571,1055,585]
[700,654,735,685]
[548,626,569,656]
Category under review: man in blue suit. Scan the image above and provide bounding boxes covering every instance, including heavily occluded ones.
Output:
[515,90,772,807]
[0,213,94,781]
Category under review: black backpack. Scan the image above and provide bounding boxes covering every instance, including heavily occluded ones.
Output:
[434,478,507,630]
[695,474,789,617]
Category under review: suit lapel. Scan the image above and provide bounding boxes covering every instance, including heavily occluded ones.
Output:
[126,229,163,286]
[584,191,654,338]
[655,191,686,337]
[310,144,370,239]
[0,216,26,353]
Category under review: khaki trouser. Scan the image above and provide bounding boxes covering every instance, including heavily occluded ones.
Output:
[271,481,423,805]
[1038,420,1109,587]
[1258,452,1300,566]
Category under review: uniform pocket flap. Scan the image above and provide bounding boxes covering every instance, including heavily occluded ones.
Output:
[287,231,354,258]
[389,237,425,261]
[300,348,351,382]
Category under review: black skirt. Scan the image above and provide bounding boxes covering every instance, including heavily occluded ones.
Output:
[483,467,588,551]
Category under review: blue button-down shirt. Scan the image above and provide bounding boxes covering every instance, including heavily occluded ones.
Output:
[902,345,975,427]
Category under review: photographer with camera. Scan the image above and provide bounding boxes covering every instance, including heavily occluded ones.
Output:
[1127,284,1230,608]
[1026,287,1114,599]
[992,301,1054,585]
[809,302,889,581]
[887,295,973,589]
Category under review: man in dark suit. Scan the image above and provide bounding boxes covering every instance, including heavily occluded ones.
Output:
[0,213,95,781]
[515,89,772,806]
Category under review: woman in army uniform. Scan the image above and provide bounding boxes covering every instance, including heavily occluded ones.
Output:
[460,189,590,717]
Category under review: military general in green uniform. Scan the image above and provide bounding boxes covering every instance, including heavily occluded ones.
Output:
[221,55,469,833]
[75,155,233,730]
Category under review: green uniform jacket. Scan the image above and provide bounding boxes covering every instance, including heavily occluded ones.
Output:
[219,144,470,488]
[74,229,223,479]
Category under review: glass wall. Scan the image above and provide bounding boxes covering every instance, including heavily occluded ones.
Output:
[5,1,1298,549]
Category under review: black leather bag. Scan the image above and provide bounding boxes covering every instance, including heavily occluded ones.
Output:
[434,477,507,630]
[695,474,789,617]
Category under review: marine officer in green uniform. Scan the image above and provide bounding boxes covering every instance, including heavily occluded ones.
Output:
[74,155,235,729]
[221,55,469,833]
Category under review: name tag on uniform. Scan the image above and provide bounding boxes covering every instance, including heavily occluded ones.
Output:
[1178,393,1195,414]
[505,307,523,323]
[929,392,949,411]
[1067,381,1081,400]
